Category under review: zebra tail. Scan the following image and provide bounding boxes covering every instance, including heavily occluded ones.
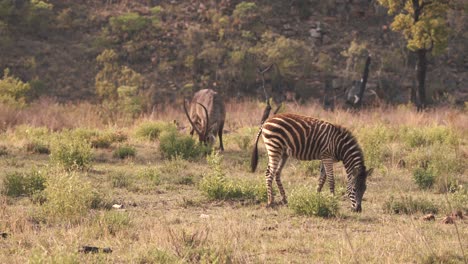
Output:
[251,127,263,172]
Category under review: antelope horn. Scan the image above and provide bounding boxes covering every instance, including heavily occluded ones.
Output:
[197,103,209,139]
[183,99,203,136]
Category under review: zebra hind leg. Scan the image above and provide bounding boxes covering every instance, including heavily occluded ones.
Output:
[265,165,274,207]
[274,154,289,205]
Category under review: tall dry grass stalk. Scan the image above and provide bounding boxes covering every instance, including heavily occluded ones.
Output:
[2,99,467,136]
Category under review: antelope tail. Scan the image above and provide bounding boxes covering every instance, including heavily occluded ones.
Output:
[251,126,263,172]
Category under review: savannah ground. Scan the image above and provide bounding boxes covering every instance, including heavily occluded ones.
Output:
[0,100,467,263]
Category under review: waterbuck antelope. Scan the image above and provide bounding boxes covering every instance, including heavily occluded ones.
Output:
[183,89,226,151]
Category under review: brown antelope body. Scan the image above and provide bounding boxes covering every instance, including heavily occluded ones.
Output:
[184,89,226,150]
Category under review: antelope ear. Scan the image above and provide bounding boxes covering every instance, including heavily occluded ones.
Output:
[366,168,374,177]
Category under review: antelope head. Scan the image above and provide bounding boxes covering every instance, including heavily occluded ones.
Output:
[183,100,212,145]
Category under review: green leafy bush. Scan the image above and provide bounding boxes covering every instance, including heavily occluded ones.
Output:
[110,172,130,188]
[413,167,435,190]
[95,211,131,236]
[289,187,339,217]
[41,171,101,222]
[109,12,150,36]
[159,129,209,160]
[50,137,93,171]
[138,167,161,185]
[113,145,136,159]
[383,196,439,214]
[25,140,50,154]
[356,124,394,169]
[135,121,176,141]
[2,170,46,197]
[400,126,459,148]
[0,68,31,107]
[199,152,267,202]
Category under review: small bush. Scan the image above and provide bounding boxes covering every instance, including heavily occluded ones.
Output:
[447,188,468,213]
[413,167,435,190]
[13,125,49,140]
[400,126,459,148]
[135,121,176,141]
[50,137,93,171]
[113,145,136,159]
[383,196,439,214]
[41,171,99,222]
[159,129,209,160]
[356,124,394,169]
[109,12,150,36]
[0,145,8,156]
[2,170,46,197]
[138,167,161,185]
[230,127,256,151]
[95,211,131,236]
[289,187,339,217]
[199,152,267,202]
[91,131,127,148]
[111,172,130,188]
[25,141,50,154]
[0,68,31,107]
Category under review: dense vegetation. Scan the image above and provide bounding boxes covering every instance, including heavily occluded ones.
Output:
[0,0,467,111]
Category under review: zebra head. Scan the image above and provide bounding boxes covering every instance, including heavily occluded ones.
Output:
[349,166,373,212]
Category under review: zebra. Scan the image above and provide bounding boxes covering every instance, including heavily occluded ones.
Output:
[251,113,373,212]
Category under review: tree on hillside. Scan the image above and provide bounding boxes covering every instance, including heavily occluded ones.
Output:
[378,0,449,110]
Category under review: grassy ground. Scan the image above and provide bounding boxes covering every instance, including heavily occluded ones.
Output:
[0,101,467,263]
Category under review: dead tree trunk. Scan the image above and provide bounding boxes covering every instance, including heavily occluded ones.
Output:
[416,49,427,110]
[355,55,371,108]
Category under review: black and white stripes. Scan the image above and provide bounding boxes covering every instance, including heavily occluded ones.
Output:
[251,113,372,212]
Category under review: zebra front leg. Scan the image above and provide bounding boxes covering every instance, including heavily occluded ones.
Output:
[316,161,327,192]
[322,159,335,195]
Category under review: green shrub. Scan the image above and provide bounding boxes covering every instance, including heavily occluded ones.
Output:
[0,145,8,156]
[356,124,394,169]
[25,140,50,154]
[13,125,49,140]
[135,121,176,141]
[400,126,460,148]
[2,170,46,197]
[50,137,93,171]
[289,187,339,217]
[413,167,435,190]
[447,188,467,213]
[159,129,209,160]
[109,12,150,36]
[91,131,127,148]
[230,127,256,151]
[41,171,99,222]
[0,68,31,107]
[199,152,267,202]
[138,167,161,185]
[113,145,136,159]
[383,196,439,214]
[110,171,131,188]
[95,211,131,236]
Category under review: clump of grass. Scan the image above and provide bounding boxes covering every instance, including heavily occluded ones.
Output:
[356,124,394,169]
[289,187,339,217]
[447,187,468,213]
[199,152,267,202]
[407,144,465,193]
[113,145,136,159]
[400,126,460,148]
[13,125,49,140]
[90,131,127,149]
[49,136,93,171]
[136,248,176,264]
[229,126,256,151]
[159,129,209,160]
[40,171,103,223]
[138,167,161,185]
[2,170,46,197]
[0,145,8,156]
[413,167,435,190]
[94,211,131,236]
[110,171,131,188]
[383,196,439,214]
[135,121,176,141]
[25,140,50,154]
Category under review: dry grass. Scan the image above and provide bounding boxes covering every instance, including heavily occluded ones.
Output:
[0,100,467,263]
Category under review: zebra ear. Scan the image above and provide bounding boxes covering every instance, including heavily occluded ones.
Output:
[366,168,374,177]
